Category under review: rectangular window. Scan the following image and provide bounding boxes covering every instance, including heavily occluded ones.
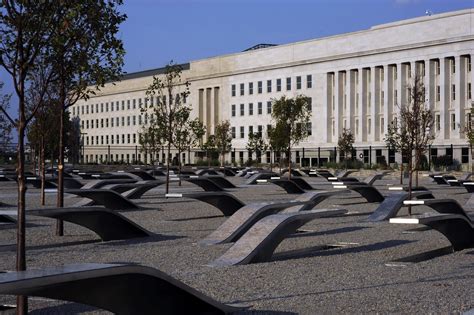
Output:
[127,116,130,126]
[296,76,302,89]
[462,147,469,164]
[257,125,263,134]
[267,101,272,114]
[307,75,312,88]
[258,81,263,94]
[127,134,131,144]
[100,103,104,112]
[267,80,272,93]
[436,61,440,75]
[307,97,312,111]
[249,126,253,135]
[258,102,262,115]
[307,122,312,136]
[468,83,472,99]
[121,117,124,126]
[133,116,136,126]
[231,104,236,117]
[231,127,236,139]
[240,83,244,96]
[231,84,236,97]
[249,103,253,115]
[111,118,114,127]
[451,59,456,74]
[105,118,109,128]
[240,126,244,138]
[286,77,291,91]
[127,100,130,110]
[138,115,142,125]
[133,134,136,144]
[105,102,109,112]
[368,118,371,135]
[451,113,456,130]
[436,86,441,102]
[468,56,472,72]
[276,79,282,92]
[240,104,244,116]
[452,84,456,101]
[436,114,441,131]
[249,82,253,95]
[266,124,272,136]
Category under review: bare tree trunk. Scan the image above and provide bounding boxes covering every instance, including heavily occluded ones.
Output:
[40,136,45,206]
[178,149,182,187]
[408,158,413,216]
[165,142,171,194]
[287,146,292,180]
[400,162,404,185]
[56,80,66,236]
[17,114,28,314]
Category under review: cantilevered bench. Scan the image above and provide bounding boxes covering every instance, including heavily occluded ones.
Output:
[200,190,349,245]
[270,179,307,194]
[81,178,137,190]
[184,177,226,191]
[244,172,279,185]
[128,170,157,180]
[204,176,237,189]
[433,175,457,185]
[0,207,151,241]
[196,169,220,176]
[209,208,348,266]
[390,213,474,251]
[0,263,242,314]
[166,192,244,216]
[366,189,435,222]
[462,182,474,193]
[107,182,164,199]
[329,173,385,186]
[67,189,141,210]
[403,199,473,221]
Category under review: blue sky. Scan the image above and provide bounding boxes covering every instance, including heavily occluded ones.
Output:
[120,0,473,73]
[1,0,473,115]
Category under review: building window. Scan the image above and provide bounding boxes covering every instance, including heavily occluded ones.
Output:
[106,118,109,128]
[240,126,244,138]
[231,127,236,139]
[276,79,281,92]
[240,83,244,96]
[468,56,472,72]
[111,118,114,127]
[127,116,130,126]
[451,59,456,74]
[249,126,253,135]
[100,103,104,112]
[368,118,371,135]
[307,122,312,136]
[249,82,253,95]
[355,119,359,134]
[307,75,312,88]
[462,147,469,164]
[231,84,236,97]
[133,134,136,144]
[258,81,263,94]
[307,97,312,111]
[249,103,253,115]
[257,125,263,135]
[468,83,472,99]
[452,84,456,101]
[231,104,236,117]
[296,76,302,89]
[286,77,291,91]
[267,101,272,114]
[133,116,136,126]
[127,134,131,144]
[436,114,441,131]
[240,104,244,116]
[267,80,272,93]
[451,113,456,130]
[436,60,440,75]
[258,102,262,115]
[105,102,109,112]
[436,86,440,102]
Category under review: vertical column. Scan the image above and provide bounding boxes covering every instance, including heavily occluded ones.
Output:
[214,87,220,127]
[358,69,365,141]
[383,65,390,134]
[425,59,433,110]
[348,70,355,132]
[205,88,212,135]
[334,72,341,140]
[369,67,377,141]
[324,74,330,143]
[198,89,204,122]
[456,56,465,138]
[396,63,403,110]
[440,57,449,139]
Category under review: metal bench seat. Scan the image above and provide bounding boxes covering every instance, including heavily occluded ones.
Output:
[0,263,242,314]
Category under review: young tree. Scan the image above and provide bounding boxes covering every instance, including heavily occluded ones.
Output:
[0,2,61,311]
[201,134,217,167]
[337,128,355,169]
[49,2,126,236]
[173,106,206,183]
[138,121,163,166]
[390,75,434,212]
[268,123,287,172]
[271,95,312,179]
[145,62,190,193]
[214,120,233,167]
[246,131,268,166]
[462,104,474,172]
[66,116,82,165]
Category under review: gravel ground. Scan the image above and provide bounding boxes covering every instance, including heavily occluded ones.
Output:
[0,171,473,314]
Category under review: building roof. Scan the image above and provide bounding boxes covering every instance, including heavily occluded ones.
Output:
[120,63,190,81]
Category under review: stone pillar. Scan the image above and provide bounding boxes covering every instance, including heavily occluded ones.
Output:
[349,70,356,132]
[383,65,390,135]
[456,55,465,138]
[334,71,341,140]
[440,57,449,139]
[358,69,366,142]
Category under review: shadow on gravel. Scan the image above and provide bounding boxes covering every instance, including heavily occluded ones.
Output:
[287,226,370,238]
[29,302,103,314]
[169,214,224,222]
[272,239,413,262]
[0,223,46,230]
[98,233,186,247]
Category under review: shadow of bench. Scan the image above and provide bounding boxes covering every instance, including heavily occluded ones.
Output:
[67,189,141,210]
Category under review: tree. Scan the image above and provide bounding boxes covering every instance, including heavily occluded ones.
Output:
[49,2,126,236]
[173,106,206,183]
[145,62,190,193]
[0,82,11,154]
[66,116,82,165]
[214,120,233,167]
[384,119,409,184]
[0,2,61,311]
[201,134,217,167]
[462,103,474,173]
[268,123,287,172]
[271,95,312,179]
[139,120,163,166]
[246,131,268,166]
[337,128,355,169]
[389,75,434,212]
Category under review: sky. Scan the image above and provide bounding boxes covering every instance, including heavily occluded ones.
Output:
[120,0,474,74]
[1,0,473,119]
